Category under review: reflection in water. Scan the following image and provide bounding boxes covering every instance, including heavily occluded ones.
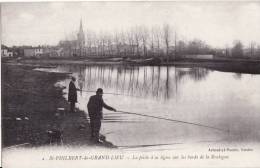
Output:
[233,73,242,80]
[176,67,209,82]
[60,65,210,100]
[51,65,260,147]
[78,66,85,96]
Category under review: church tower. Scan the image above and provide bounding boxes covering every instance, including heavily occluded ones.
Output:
[77,19,85,54]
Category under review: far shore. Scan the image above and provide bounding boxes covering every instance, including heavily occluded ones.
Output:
[4,57,260,74]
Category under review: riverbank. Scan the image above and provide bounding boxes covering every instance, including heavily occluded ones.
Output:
[2,63,115,148]
[11,58,260,74]
[171,59,260,74]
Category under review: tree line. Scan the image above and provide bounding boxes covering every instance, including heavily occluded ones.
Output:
[62,24,260,60]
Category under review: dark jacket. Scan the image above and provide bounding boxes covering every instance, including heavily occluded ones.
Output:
[87,95,114,119]
[68,81,77,102]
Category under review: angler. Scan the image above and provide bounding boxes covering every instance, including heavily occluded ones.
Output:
[68,76,80,113]
[87,88,117,144]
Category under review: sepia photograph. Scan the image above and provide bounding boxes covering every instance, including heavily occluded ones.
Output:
[1,1,260,167]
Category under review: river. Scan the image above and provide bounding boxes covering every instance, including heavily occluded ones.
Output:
[36,65,260,150]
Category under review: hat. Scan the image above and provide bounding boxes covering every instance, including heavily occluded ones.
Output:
[96,88,103,94]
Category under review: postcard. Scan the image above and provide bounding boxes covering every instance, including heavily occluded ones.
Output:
[1,1,260,168]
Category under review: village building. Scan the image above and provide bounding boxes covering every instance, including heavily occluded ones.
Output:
[1,45,13,57]
[39,46,60,58]
[23,47,43,57]
[182,54,214,60]
[77,19,85,54]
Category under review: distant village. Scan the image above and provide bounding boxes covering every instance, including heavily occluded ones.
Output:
[2,20,260,61]
[1,20,86,59]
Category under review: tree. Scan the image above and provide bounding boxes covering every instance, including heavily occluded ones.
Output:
[256,45,260,58]
[106,34,113,57]
[186,39,212,55]
[126,30,135,57]
[133,26,141,57]
[99,31,106,57]
[150,28,155,57]
[249,41,256,58]
[187,39,202,54]
[114,32,121,57]
[150,26,162,57]
[139,26,149,57]
[174,31,177,59]
[86,30,94,56]
[153,26,162,57]
[163,24,172,63]
[232,40,244,58]
[177,40,186,57]
[119,31,127,57]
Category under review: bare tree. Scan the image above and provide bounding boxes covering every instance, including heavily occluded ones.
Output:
[151,26,162,57]
[256,45,260,58]
[119,31,127,57]
[177,40,186,57]
[93,34,100,57]
[114,32,121,57]
[133,26,141,57]
[174,31,177,59]
[163,24,172,63]
[139,26,149,57]
[105,33,113,57]
[127,29,135,57]
[150,28,155,57]
[250,41,256,58]
[86,30,95,56]
[99,31,107,57]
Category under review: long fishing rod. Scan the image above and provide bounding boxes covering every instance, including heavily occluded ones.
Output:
[116,110,230,133]
[79,89,140,98]
[63,86,142,98]
[80,89,120,95]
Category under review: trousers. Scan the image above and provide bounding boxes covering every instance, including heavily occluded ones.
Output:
[90,118,101,141]
[70,102,75,112]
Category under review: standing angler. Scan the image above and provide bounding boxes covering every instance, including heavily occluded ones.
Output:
[87,88,116,143]
[68,76,80,113]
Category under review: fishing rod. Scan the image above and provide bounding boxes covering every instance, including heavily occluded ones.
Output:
[63,85,142,98]
[80,89,120,95]
[79,89,141,98]
[116,110,230,133]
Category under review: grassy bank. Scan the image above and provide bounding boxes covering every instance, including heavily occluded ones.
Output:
[1,64,115,148]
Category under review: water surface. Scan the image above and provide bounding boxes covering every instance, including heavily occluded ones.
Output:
[48,65,260,149]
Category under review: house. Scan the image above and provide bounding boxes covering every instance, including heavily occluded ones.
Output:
[1,45,13,57]
[214,48,232,57]
[24,47,43,57]
[182,54,214,60]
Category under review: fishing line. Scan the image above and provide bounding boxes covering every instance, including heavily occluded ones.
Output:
[116,110,230,133]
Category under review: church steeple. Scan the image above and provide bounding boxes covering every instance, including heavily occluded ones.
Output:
[77,18,85,48]
[79,18,84,34]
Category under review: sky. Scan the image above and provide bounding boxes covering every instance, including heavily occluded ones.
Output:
[1,1,260,48]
